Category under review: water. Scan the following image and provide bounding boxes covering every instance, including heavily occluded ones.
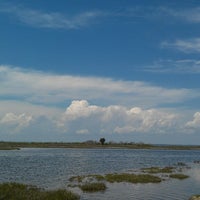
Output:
[0,148,200,199]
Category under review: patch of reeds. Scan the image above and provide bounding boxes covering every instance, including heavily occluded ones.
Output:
[142,166,174,174]
[169,174,189,180]
[79,182,106,192]
[0,182,80,200]
[189,195,200,200]
[105,173,161,183]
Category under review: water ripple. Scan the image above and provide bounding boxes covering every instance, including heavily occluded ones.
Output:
[0,148,200,199]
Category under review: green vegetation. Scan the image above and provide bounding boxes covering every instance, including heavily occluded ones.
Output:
[142,166,174,174]
[69,173,162,184]
[1,141,200,150]
[0,141,155,150]
[189,195,200,200]
[0,142,20,150]
[105,173,162,183]
[99,138,106,145]
[169,174,189,180]
[79,182,106,192]
[0,182,80,200]
[67,162,191,195]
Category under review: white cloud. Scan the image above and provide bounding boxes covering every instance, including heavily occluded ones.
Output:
[59,100,178,135]
[161,38,200,53]
[0,100,62,118]
[0,112,32,133]
[114,107,176,134]
[1,112,32,126]
[0,65,197,108]
[147,7,200,24]
[0,5,105,29]
[186,112,200,129]
[168,7,200,23]
[0,65,199,141]
[1,4,200,30]
[76,129,90,135]
[0,100,198,142]
[144,59,200,74]
[64,100,100,120]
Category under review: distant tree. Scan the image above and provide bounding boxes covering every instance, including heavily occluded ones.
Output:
[99,138,105,145]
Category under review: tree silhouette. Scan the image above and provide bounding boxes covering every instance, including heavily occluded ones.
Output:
[99,138,105,145]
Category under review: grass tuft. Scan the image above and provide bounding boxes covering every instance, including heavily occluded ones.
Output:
[0,182,79,200]
[79,182,106,192]
[142,167,174,174]
[105,173,161,183]
[189,195,200,200]
[169,174,189,180]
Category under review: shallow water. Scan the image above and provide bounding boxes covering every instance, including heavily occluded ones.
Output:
[0,148,200,199]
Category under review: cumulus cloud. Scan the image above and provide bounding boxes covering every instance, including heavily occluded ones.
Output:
[0,100,198,142]
[63,100,101,121]
[59,100,178,135]
[0,112,32,133]
[186,112,200,129]
[115,108,176,134]
[0,66,199,141]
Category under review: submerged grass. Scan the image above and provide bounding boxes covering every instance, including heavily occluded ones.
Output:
[189,195,200,200]
[0,182,80,200]
[79,182,106,192]
[169,174,189,180]
[142,167,174,174]
[105,173,161,183]
[70,173,162,185]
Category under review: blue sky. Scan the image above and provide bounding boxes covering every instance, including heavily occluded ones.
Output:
[0,0,200,144]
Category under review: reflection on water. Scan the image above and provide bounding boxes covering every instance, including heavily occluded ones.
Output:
[0,148,200,199]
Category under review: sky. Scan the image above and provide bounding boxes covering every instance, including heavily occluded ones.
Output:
[0,0,200,144]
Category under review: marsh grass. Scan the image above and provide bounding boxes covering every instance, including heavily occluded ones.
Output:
[142,167,174,174]
[105,173,161,183]
[0,182,80,200]
[2,141,200,151]
[189,195,200,200]
[169,174,189,180]
[79,182,106,192]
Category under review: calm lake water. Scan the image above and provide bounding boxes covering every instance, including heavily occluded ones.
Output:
[0,148,200,199]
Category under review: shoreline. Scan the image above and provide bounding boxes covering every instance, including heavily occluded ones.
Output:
[1,141,200,150]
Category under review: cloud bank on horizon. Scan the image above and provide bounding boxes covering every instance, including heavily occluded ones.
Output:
[0,0,200,144]
[0,66,199,143]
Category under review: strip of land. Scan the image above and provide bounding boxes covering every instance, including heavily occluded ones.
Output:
[1,141,200,150]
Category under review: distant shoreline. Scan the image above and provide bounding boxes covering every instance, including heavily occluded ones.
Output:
[1,141,200,151]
